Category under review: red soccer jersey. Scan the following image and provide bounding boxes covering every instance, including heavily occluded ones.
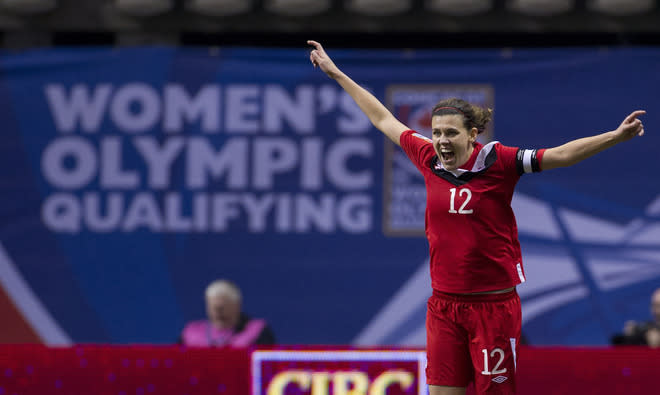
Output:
[400,130,545,293]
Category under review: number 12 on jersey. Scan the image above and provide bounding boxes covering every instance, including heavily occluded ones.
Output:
[448,187,473,214]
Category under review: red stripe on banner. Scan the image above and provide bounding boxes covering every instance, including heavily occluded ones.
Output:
[0,284,41,343]
[0,346,659,394]
[0,345,250,395]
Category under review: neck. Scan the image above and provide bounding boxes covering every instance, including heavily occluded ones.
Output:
[211,320,234,330]
[458,144,475,169]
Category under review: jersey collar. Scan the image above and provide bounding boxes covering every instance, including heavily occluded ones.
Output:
[431,141,499,185]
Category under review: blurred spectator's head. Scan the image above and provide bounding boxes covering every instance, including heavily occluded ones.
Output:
[205,279,242,330]
[652,288,660,325]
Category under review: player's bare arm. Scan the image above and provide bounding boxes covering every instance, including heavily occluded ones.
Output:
[541,110,646,170]
[308,40,409,146]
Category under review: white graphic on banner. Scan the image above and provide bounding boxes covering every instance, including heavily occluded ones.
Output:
[354,193,660,346]
[0,242,72,345]
[40,83,374,234]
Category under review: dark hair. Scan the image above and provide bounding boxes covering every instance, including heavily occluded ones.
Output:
[431,98,493,134]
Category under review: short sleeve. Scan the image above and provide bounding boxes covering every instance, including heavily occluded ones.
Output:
[399,130,436,172]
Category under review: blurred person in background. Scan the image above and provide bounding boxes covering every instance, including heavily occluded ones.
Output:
[180,279,275,347]
[308,40,646,395]
[611,288,660,347]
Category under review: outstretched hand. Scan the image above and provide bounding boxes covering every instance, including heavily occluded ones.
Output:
[307,40,340,79]
[615,110,646,141]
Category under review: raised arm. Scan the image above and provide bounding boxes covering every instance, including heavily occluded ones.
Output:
[308,40,409,146]
[541,110,646,171]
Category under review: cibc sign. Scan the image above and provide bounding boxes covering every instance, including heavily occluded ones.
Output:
[251,350,427,395]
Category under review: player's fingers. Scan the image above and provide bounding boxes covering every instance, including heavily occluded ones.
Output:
[624,110,646,123]
[309,40,328,57]
[628,121,643,135]
[307,40,322,50]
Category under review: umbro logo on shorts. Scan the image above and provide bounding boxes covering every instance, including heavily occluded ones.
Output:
[492,376,508,383]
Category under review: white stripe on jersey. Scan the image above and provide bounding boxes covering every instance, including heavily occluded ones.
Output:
[412,132,432,143]
[522,149,534,174]
[516,263,526,283]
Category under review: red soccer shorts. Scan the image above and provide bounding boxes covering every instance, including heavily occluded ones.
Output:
[426,289,521,394]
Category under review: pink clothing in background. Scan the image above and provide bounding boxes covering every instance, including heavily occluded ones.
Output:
[181,319,266,347]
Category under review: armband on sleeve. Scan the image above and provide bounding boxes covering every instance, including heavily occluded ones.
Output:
[515,149,542,175]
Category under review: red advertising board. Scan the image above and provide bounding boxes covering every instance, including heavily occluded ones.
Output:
[1,345,660,394]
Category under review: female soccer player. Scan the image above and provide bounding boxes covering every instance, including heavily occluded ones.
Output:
[307,40,645,395]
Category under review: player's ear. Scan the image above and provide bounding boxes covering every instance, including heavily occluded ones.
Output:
[469,127,478,142]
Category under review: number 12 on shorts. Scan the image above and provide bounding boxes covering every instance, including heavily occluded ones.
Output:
[481,347,507,375]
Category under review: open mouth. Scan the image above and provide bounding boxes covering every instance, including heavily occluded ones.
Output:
[440,150,455,162]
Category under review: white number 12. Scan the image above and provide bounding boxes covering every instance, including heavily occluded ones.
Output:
[448,187,473,214]
[481,348,507,375]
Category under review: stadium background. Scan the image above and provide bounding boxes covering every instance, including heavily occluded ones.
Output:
[0,1,659,394]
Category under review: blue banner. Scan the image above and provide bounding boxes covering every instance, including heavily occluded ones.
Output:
[0,46,658,346]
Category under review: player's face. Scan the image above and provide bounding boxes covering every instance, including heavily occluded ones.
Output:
[206,293,240,329]
[431,114,478,170]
